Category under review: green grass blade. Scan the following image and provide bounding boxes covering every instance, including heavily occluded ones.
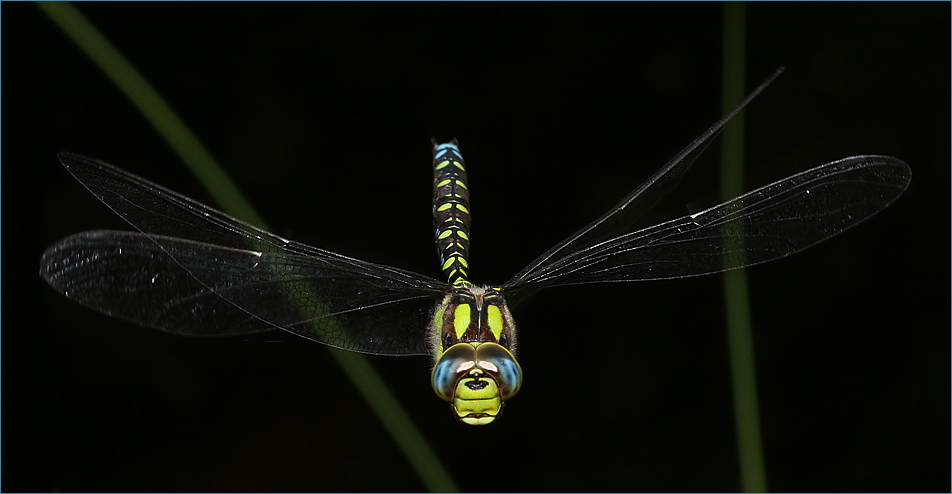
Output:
[36,2,458,492]
[720,3,767,492]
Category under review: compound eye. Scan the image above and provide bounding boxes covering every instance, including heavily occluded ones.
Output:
[431,344,477,402]
[474,343,523,401]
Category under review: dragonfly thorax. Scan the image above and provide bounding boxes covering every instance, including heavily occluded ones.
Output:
[430,285,517,355]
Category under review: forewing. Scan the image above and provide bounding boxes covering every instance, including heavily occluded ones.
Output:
[504,155,910,294]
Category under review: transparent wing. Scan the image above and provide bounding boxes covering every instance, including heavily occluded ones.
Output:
[40,154,449,355]
[506,69,785,293]
[503,155,910,298]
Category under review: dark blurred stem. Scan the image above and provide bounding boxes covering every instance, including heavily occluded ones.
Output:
[721,3,768,492]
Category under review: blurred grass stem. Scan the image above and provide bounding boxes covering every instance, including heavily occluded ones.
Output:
[720,3,768,492]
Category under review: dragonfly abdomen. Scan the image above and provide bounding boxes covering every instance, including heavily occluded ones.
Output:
[432,140,471,285]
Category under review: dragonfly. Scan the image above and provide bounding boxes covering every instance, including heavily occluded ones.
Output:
[40,70,911,425]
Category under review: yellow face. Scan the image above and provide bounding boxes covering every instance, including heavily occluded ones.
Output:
[453,376,503,425]
[431,342,522,425]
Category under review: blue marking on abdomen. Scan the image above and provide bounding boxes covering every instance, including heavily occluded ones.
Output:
[434,142,462,160]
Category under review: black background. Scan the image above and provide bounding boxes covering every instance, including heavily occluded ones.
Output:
[4,3,948,492]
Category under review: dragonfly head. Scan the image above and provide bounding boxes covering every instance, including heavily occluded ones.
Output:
[431,342,522,425]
